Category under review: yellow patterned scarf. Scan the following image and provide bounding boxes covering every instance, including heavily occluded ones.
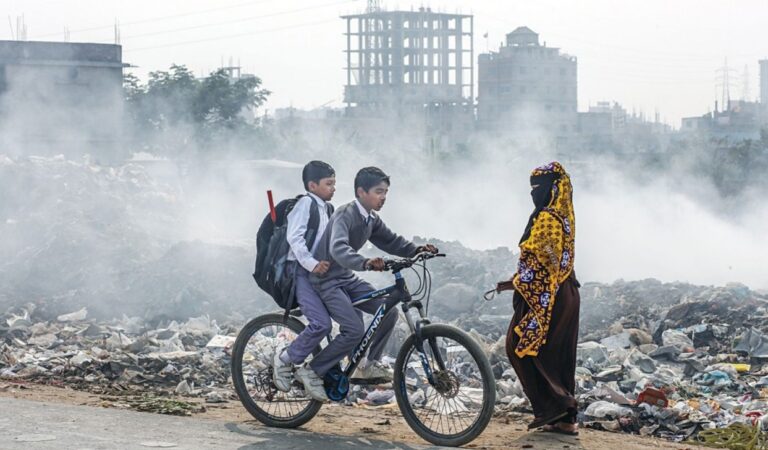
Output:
[512,161,575,358]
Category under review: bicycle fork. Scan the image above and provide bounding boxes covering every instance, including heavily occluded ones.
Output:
[402,297,447,386]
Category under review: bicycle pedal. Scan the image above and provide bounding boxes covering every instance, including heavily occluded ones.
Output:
[349,377,392,386]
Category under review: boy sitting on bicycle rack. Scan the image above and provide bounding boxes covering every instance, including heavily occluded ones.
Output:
[272,161,336,402]
[302,166,438,402]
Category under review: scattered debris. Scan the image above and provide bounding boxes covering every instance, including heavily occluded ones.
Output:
[473,280,768,445]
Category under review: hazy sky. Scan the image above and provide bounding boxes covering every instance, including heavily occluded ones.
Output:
[5,0,767,126]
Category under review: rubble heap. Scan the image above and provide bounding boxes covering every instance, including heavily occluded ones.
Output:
[0,304,235,413]
[472,280,768,444]
[2,279,768,445]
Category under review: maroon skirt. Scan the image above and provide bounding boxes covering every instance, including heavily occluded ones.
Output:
[506,275,581,426]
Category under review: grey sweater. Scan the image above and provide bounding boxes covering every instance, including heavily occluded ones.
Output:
[310,201,418,283]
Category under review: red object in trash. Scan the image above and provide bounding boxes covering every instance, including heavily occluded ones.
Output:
[745,411,763,425]
[267,190,277,223]
[636,387,669,408]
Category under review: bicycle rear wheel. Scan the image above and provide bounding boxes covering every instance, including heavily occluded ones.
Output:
[393,324,495,447]
[231,313,322,428]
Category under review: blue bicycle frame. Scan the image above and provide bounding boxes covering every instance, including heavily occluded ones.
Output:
[342,271,444,385]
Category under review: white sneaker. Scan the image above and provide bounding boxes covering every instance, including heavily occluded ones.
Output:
[295,365,329,402]
[353,360,393,382]
[272,348,293,392]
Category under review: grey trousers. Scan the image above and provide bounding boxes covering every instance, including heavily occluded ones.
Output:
[286,264,332,365]
[309,275,398,377]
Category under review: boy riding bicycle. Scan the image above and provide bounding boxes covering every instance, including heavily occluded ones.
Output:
[301,166,438,402]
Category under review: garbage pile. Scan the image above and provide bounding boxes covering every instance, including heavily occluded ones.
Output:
[0,303,236,414]
[3,278,767,440]
[471,280,768,444]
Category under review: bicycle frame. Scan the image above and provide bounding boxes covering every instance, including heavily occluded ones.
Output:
[343,270,446,385]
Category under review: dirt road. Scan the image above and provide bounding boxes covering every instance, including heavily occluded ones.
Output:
[0,382,707,449]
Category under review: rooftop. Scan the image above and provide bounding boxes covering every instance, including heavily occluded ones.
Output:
[0,40,126,68]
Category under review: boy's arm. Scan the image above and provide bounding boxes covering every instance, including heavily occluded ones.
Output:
[368,216,419,258]
[286,197,320,272]
[329,210,368,271]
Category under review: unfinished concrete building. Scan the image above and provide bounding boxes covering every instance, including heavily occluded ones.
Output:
[478,27,577,138]
[341,7,474,152]
[0,40,126,160]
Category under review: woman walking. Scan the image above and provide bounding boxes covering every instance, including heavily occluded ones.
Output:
[495,161,581,435]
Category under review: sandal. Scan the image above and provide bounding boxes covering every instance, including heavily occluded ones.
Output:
[527,411,569,430]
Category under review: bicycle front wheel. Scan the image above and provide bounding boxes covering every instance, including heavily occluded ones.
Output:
[393,324,495,447]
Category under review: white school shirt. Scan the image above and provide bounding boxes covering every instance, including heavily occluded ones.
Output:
[354,199,375,224]
[286,192,330,272]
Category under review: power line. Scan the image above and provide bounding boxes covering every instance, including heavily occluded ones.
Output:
[124,18,338,53]
[120,0,358,41]
[30,0,279,39]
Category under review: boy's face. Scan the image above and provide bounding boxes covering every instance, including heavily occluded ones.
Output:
[308,176,336,202]
[357,181,389,212]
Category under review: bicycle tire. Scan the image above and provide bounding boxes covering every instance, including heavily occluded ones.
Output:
[231,313,323,428]
[393,323,496,447]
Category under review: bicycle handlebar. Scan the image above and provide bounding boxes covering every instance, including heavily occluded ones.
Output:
[383,252,445,272]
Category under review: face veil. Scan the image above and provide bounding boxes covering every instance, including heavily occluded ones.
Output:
[520,171,560,244]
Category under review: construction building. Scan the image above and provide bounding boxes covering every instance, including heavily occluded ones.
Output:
[341,6,474,152]
[0,40,126,159]
[477,27,577,137]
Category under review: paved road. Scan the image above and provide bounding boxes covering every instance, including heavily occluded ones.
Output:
[0,397,442,450]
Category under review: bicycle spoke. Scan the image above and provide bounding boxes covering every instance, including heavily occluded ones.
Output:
[399,334,487,438]
[238,319,317,422]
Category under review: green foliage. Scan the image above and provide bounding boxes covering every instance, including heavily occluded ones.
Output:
[123,65,271,156]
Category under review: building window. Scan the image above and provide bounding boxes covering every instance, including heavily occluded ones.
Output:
[519,66,526,74]
[520,86,527,94]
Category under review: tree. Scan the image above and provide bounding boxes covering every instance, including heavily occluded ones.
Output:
[193,69,269,126]
[123,65,271,156]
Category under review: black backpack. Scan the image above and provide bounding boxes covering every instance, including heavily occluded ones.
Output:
[253,194,333,310]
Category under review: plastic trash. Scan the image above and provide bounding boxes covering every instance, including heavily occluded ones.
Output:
[365,389,395,405]
[661,329,694,353]
[57,307,88,322]
[585,400,633,418]
[727,363,751,373]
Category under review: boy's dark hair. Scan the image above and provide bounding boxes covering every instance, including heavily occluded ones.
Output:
[302,160,335,190]
[354,166,390,197]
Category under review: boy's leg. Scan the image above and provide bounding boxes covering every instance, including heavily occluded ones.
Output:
[308,280,365,377]
[343,278,399,364]
[286,267,332,365]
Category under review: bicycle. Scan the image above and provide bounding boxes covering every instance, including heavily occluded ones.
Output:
[231,252,495,447]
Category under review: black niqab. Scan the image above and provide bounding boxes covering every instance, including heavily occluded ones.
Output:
[519,173,560,244]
